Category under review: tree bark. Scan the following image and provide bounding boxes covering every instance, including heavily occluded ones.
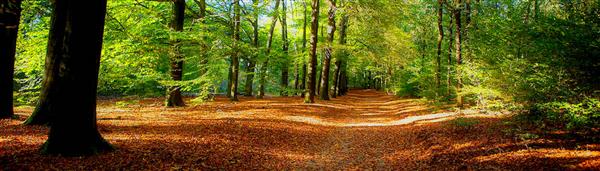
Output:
[197,0,209,95]
[333,1,348,97]
[166,0,186,107]
[300,1,308,98]
[280,0,289,96]
[447,13,453,97]
[435,0,443,94]
[0,0,21,119]
[258,0,280,99]
[229,0,241,101]
[39,0,113,156]
[305,0,319,103]
[245,0,260,97]
[319,0,336,100]
[453,0,463,108]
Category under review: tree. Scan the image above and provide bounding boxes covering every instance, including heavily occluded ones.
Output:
[39,0,113,156]
[229,0,241,101]
[300,0,308,98]
[332,0,347,98]
[305,0,319,103]
[280,0,289,96]
[453,0,463,108]
[245,0,260,97]
[196,0,210,95]
[435,0,443,94]
[166,0,186,107]
[0,0,21,119]
[319,0,336,100]
[258,0,281,99]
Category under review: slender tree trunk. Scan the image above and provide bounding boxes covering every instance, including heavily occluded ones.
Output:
[319,0,336,100]
[293,63,300,95]
[40,0,113,156]
[435,0,443,95]
[166,0,186,107]
[197,0,209,95]
[447,14,453,97]
[300,1,308,98]
[334,1,348,97]
[244,0,259,97]
[258,0,280,99]
[305,0,320,103]
[0,0,21,119]
[280,0,289,96]
[229,0,241,101]
[454,0,463,108]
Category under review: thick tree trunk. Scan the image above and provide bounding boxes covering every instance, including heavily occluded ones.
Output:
[0,0,21,119]
[435,0,443,93]
[245,0,260,97]
[258,0,280,99]
[280,0,289,97]
[229,0,241,101]
[305,0,319,103]
[40,0,113,156]
[454,0,463,108]
[166,0,186,107]
[26,0,69,125]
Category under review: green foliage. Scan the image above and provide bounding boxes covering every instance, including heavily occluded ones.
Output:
[529,97,600,131]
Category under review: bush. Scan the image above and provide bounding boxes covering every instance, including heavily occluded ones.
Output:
[529,97,600,131]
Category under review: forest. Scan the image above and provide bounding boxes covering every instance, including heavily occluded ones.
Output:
[1,0,599,169]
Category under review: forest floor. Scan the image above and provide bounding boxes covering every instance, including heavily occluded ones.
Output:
[2,89,600,170]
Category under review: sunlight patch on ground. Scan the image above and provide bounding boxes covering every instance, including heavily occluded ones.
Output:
[283,112,458,127]
[472,149,600,163]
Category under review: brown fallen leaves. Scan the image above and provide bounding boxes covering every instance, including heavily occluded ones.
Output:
[1,89,599,170]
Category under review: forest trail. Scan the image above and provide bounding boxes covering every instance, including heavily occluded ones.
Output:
[2,90,600,170]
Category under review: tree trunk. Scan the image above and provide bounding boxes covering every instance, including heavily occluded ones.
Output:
[280,0,289,96]
[245,0,259,97]
[319,0,336,100]
[229,0,241,101]
[332,60,341,98]
[40,0,113,156]
[197,0,209,95]
[0,0,21,119]
[333,2,348,97]
[305,0,319,103]
[435,0,443,94]
[447,13,453,98]
[454,0,463,108]
[293,63,300,95]
[258,0,280,99]
[166,0,186,107]
[25,0,69,125]
[300,1,308,98]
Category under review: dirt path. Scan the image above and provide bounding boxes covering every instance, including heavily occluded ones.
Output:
[2,90,600,170]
